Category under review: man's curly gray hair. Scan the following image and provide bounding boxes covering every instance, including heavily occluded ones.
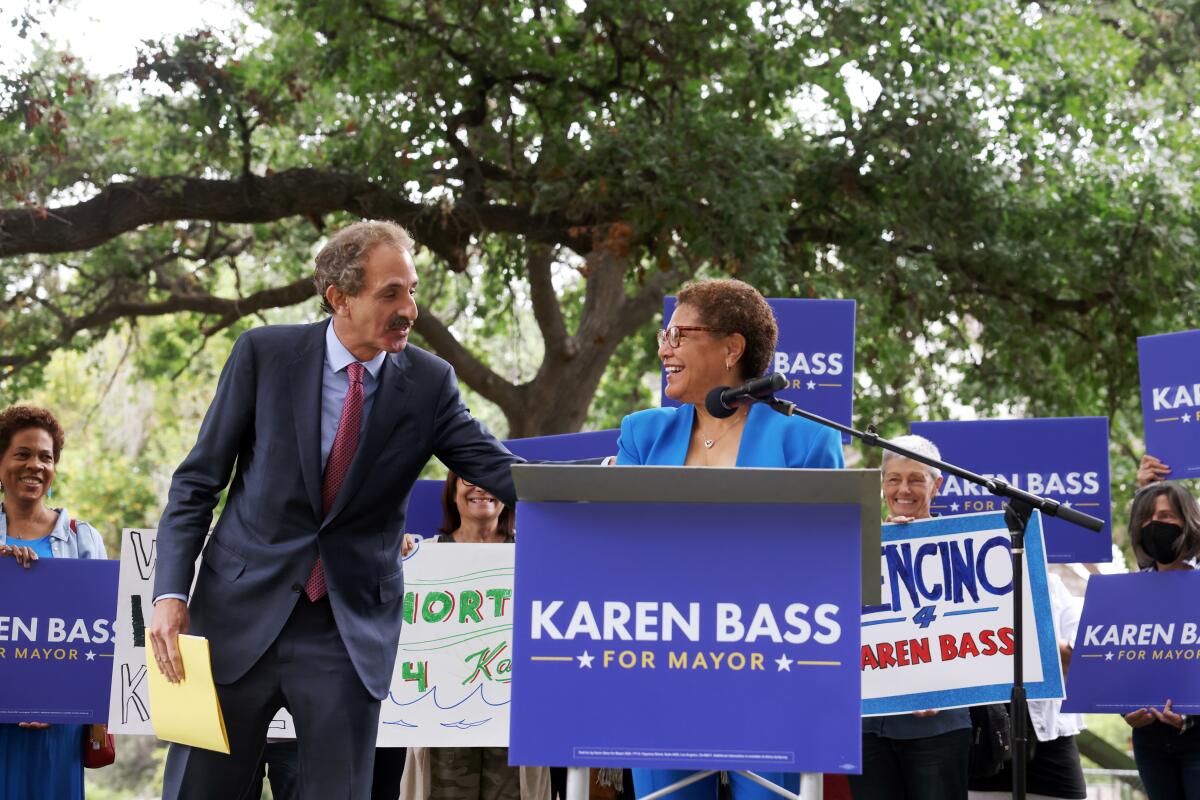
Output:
[313,221,414,315]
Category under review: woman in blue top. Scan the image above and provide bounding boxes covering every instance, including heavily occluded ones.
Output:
[0,406,108,800]
[617,279,843,800]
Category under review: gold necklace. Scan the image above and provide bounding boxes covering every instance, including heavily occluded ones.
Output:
[699,409,748,449]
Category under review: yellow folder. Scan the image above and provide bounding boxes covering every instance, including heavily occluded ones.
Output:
[145,634,230,754]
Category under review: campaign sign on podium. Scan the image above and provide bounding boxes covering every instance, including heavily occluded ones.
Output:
[509,465,877,774]
[910,418,1111,563]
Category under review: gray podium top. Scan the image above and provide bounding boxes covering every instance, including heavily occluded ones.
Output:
[513,464,882,605]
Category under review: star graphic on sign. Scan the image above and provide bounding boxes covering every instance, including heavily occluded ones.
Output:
[950,502,960,512]
[1105,651,1114,661]
[806,381,816,390]
[577,651,594,669]
[775,654,793,672]
[85,651,96,662]
[1184,414,1192,424]
[1061,500,1072,508]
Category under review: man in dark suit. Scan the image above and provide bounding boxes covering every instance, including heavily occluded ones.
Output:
[148,221,521,799]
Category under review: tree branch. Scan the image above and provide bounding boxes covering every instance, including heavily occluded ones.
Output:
[412,310,520,414]
[526,245,569,354]
[0,277,316,373]
[0,169,593,262]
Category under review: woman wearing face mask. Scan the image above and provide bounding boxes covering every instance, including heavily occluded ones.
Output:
[1121,483,1200,799]
[0,406,108,800]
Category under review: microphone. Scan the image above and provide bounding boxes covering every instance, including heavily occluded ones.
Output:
[704,373,788,419]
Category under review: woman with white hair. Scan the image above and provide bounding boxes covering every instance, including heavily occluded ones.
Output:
[848,435,974,800]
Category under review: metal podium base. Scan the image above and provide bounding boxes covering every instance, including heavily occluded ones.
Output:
[564,768,824,800]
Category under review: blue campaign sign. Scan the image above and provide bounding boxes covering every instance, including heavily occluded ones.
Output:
[910,418,1111,564]
[0,557,119,723]
[1138,330,1200,479]
[504,429,619,462]
[862,512,1063,715]
[404,431,621,541]
[1062,571,1200,714]
[510,501,862,773]
[404,479,445,539]
[662,298,856,441]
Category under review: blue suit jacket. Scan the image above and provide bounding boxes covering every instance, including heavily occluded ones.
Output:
[617,402,844,468]
[153,320,521,698]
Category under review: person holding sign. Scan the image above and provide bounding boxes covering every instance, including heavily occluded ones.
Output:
[148,221,522,800]
[1121,483,1200,799]
[0,406,108,800]
[1137,454,1173,487]
[968,576,1087,800]
[397,470,533,800]
[616,278,843,800]
[849,435,973,800]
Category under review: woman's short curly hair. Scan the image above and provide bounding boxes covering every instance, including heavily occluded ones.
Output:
[676,279,778,380]
[0,405,65,462]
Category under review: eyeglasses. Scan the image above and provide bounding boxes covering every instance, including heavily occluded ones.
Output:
[656,326,721,349]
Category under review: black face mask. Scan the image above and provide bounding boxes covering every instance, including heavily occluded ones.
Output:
[1141,520,1185,565]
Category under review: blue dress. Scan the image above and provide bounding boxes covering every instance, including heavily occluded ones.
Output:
[0,534,86,800]
[618,403,845,800]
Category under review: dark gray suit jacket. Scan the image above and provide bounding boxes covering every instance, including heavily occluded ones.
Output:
[153,320,521,699]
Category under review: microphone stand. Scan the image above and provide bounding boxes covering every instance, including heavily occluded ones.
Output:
[763,395,1103,800]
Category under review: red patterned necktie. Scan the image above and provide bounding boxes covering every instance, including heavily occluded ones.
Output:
[304,361,365,601]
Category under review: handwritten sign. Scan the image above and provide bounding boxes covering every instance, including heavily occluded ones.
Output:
[378,543,514,745]
[108,474,456,739]
[862,512,1063,714]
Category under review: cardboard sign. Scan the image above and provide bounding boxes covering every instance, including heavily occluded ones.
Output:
[1062,570,1200,714]
[862,512,1064,714]
[378,543,514,745]
[910,418,1111,563]
[0,558,118,723]
[510,501,862,773]
[1138,330,1200,480]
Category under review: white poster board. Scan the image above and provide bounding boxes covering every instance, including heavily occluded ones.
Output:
[861,511,1065,715]
[377,540,513,746]
[106,529,295,736]
[108,530,513,746]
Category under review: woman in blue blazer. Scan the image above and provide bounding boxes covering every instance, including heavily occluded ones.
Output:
[617,279,844,800]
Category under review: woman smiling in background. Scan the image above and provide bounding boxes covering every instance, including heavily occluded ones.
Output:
[0,406,108,800]
[616,278,843,800]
